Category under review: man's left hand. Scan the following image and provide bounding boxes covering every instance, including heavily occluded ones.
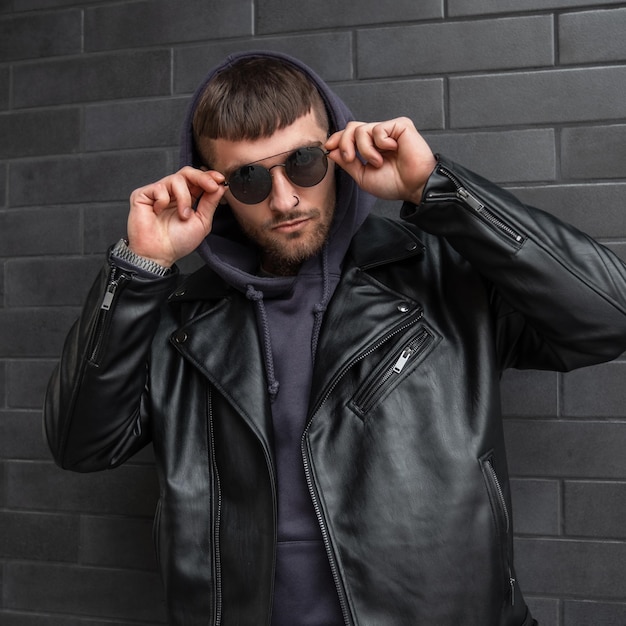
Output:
[325,117,437,205]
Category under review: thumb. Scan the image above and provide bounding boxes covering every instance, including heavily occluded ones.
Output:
[192,187,227,235]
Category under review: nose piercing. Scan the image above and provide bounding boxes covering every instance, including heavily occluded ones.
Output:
[293,195,300,206]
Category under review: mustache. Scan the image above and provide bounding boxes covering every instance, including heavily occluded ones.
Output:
[264,209,320,229]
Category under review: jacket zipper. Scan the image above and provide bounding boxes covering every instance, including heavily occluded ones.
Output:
[433,166,526,246]
[482,455,516,606]
[89,267,128,364]
[353,322,431,415]
[302,309,423,625]
[207,390,223,625]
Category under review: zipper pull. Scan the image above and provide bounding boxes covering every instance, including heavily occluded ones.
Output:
[509,571,516,606]
[393,347,414,373]
[457,186,484,212]
[101,282,117,310]
[101,269,120,310]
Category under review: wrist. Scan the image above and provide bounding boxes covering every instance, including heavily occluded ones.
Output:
[111,239,173,277]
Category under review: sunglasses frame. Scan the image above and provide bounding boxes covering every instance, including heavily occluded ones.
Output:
[222,145,331,205]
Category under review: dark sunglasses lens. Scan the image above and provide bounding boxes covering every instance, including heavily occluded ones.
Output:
[229,165,272,204]
[285,147,328,187]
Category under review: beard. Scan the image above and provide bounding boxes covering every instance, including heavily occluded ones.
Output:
[235,203,336,276]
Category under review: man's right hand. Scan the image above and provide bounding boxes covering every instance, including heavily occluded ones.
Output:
[126,166,227,268]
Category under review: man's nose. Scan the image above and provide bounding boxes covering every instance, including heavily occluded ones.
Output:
[268,167,299,212]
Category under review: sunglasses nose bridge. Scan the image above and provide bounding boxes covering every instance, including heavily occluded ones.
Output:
[267,165,299,210]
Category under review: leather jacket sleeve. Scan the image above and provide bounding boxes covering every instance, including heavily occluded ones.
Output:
[44,257,179,471]
[401,155,626,371]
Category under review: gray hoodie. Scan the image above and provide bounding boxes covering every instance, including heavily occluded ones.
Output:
[180,50,377,624]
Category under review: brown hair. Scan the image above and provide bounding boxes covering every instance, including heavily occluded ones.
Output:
[192,57,329,165]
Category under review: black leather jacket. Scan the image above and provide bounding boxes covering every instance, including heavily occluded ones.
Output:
[45,157,626,625]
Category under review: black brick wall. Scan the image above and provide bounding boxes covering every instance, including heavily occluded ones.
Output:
[1,1,625,624]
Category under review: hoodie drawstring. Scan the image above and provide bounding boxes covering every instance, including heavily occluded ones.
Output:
[246,244,331,403]
[311,243,330,360]
[246,284,280,401]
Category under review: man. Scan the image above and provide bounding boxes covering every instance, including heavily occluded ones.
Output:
[44,51,626,626]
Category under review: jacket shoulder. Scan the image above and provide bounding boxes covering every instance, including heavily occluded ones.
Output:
[349,213,428,269]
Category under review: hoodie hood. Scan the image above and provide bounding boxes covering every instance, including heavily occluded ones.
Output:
[179,49,376,297]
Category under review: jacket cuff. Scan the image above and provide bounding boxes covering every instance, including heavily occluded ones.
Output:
[400,154,456,222]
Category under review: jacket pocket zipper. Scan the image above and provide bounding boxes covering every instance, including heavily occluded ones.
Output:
[89,267,128,365]
[481,453,516,606]
[352,325,435,415]
[431,165,526,247]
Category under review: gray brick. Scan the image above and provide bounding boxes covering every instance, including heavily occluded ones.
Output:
[85,0,252,51]
[257,0,443,34]
[511,478,560,535]
[0,108,81,159]
[13,50,171,108]
[504,419,626,478]
[0,207,81,257]
[6,461,159,516]
[4,562,166,622]
[0,511,79,561]
[561,124,626,181]
[0,361,7,408]
[0,66,8,110]
[425,129,556,184]
[562,362,626,417]
[332,79,444,129]
[508,183,626,239]
[84,204,132,254]
[0,410,51,461]
[0,460,4,506]
[85,97,189,152]
[81,515,157,570]
[0,10,81,61]
[450,67,626,128]
[357,16,553,79]
[449,0,626,16]
[500,369,558,417]
[6,256,103,307]
[515,537,626,598]
[564,600,626,626]
[560,7,626,65]
[523,597,559,626]
[0,360,6,406]
[7,360,56,409]
[564,481,626,539]
[9,152,169,207]
[0,308,80,358]
[0,164,6,206]
[173,33,355,94]
[13,0,103,8]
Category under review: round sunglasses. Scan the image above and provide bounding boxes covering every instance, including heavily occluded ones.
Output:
[223,145,330,205]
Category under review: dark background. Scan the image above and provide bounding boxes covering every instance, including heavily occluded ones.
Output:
[1,1,626,624]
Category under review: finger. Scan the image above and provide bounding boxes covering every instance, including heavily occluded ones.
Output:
[328,122,363,163]
[326,145,367,184]
[336,122,385,168]
[143,182,176,213]
[166,175,196,218]
[192,186,227,234]
[357,122,408,168]
[371,121,401,152]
